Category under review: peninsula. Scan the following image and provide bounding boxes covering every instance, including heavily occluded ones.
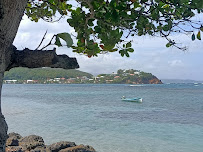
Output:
[4,68,162,84]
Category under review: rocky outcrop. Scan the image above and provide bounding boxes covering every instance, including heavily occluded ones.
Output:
[6,133,96,152]
[131,77,162,84]
[19,135,45,151]
[149,78,162,84]
[59,145,96,152]
[6,133,22,147]
[46,141,76,152]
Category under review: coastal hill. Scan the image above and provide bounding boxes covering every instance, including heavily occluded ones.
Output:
[4,68,162,84]
[4,67,93,80]
[96,69,162,84]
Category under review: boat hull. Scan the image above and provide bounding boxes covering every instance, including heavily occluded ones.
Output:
[122,98,143,103]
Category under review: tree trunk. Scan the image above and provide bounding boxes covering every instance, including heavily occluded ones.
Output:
[0,72,8,152]
[0,1,79,151]
[0,1,28,151]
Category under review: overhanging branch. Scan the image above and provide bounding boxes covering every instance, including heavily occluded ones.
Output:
[6,46,79,71]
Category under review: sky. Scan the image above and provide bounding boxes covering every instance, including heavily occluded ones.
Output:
[13,15,203,81]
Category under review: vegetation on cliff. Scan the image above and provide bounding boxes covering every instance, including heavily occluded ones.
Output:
[4,68,161,84]
[96,69,162,84]
[4,68,93,80]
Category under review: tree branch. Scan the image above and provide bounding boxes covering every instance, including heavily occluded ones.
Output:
[35,30,48,50]
[6,46,79,71]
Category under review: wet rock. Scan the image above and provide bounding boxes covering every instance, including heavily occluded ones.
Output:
[6,146,23,152]
[6,134,96,152]
[59,145,96,152]
[8,133,22,139]
[19,135,45,151]
[46,141,76,152]
[30,146,46,152]
[6,132,22,146]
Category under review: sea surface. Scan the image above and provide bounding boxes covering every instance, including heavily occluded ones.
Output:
[2,84,203,152]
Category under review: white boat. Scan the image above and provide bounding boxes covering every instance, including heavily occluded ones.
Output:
[129,85,144,87]
[121,96,143,103]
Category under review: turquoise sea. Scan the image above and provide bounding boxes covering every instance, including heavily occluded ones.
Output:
[2,84,203,152]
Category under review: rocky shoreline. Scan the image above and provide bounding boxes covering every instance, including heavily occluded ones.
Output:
[6,133,96,152]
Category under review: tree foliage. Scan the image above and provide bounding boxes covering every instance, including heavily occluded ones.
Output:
[26,0,203,57]
[4,67,93,80]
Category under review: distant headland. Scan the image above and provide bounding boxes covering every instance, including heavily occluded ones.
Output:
[4,68,162,84]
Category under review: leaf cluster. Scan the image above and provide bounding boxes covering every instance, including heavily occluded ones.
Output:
[26,0,72,22]
[26,0,203,57]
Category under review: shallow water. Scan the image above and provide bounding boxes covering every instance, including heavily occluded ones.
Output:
[2,84,203,152]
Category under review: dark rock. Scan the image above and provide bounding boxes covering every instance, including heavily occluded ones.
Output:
[58,145,96,152]
[149,78,162,84]
[30,147,46,152]
[6,137,19,147]
[19,135,45,151]
[46,141,76,152]
[8,133,22,139]
[6,146,23,152]
[6,146,46,152]
[6,134,96,152]
[6,133,22,146]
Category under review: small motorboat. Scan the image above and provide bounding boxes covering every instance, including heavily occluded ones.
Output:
[121,96,143,103]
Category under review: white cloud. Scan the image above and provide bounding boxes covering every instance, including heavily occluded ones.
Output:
[168,60,184,67]
[14,16,75,50]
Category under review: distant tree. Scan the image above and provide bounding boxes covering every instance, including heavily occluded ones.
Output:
[125,69,135,74]
[0,0,202,150]
[117,69,124,75]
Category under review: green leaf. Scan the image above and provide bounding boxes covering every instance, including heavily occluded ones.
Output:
[57,33,73,47]
[126,42,132,48]
[163,25,169,31]
[27,3,32,8]
[94,26,101,33]
[127,48,134,52]
[109,48,118,52]
[119,50,124,57]
[162,4,169,8]
[88,19,94,26]
[134,2,141,8]
[112,10,119,22]
[125,52,130,57]
[55,36,62,47]
[48,0,54,3]
[197,31,201,40]
[166,42,172,48]
[200,26,203,32]
[191,33,195,41]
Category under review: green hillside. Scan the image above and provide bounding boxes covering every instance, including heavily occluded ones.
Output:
[96,69,162,84]
[4,67,93,80]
